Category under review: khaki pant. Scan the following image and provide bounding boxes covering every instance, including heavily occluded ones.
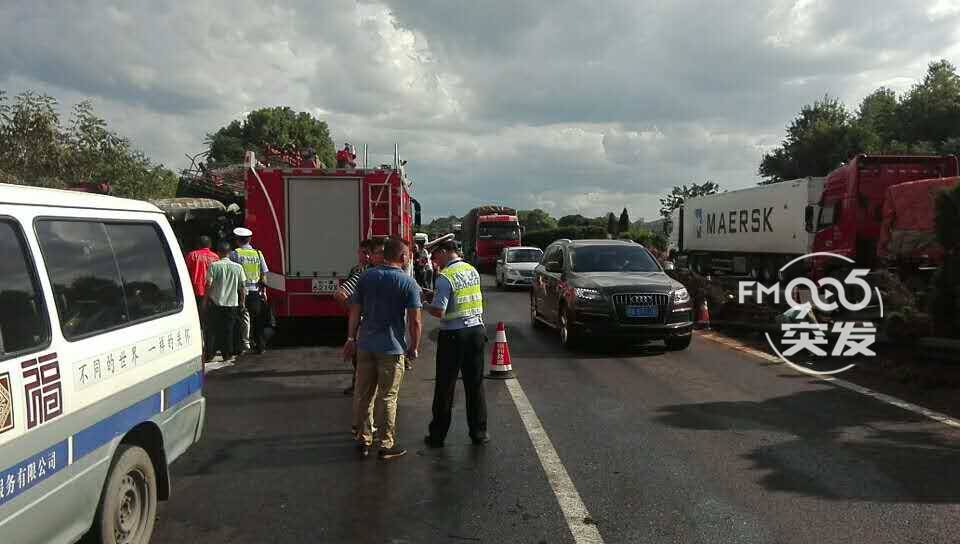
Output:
[354,350,406,449]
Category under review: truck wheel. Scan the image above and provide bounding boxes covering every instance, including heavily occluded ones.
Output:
[94,444,158,544]
[559,306,581,349]
[665,335,692,351]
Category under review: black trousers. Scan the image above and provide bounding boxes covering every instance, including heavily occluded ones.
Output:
[429,325,488,441]
[207,304,240,358]
[245,292,268,350]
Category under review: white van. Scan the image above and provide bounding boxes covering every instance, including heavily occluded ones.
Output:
[0,184,205,544]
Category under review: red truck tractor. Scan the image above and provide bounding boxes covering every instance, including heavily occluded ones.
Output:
[461,206,522,270]
[809,154,959,279]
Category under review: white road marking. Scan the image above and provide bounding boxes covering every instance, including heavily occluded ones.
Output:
[504,378,605,544]
[698,332,960,430]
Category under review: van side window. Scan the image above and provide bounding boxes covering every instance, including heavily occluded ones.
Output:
[0,219,50,358]
[36,220,183,340]
[106,223,181,321]
[36,221,126,339]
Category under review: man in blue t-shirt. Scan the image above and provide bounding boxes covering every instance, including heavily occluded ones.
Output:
[344,238,422,460]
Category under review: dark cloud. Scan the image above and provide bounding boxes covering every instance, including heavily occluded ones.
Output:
[1,0,958,221]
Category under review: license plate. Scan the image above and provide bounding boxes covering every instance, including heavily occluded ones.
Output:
[626,305,657,318]
[311,279,338,294]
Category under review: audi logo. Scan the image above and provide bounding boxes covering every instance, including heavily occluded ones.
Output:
[629,295,654,305]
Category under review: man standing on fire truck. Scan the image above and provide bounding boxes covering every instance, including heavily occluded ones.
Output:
[231,227,270,355]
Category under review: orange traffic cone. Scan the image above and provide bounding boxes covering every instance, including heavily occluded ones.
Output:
[486,321,514,379]
[695,298,711,330]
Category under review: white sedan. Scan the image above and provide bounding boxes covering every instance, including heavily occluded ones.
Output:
[495,246,544,288]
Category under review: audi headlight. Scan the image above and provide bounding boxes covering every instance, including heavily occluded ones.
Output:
[673,287,691,305]
[507,268,522,277]
[574,287,604,301]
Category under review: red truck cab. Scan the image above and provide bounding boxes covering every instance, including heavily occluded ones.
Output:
[810,154,958,276]
[474,214,522,268]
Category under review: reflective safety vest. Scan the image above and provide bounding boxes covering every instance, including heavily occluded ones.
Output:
[439,260,483,320]
[234,248,263,283]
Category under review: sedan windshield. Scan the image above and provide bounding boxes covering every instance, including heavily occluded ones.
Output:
[572,246,659,273]
[507,249,543,263]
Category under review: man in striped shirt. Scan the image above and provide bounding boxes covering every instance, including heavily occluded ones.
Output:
[335,237,386,396]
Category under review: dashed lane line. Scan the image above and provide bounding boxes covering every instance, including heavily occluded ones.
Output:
[698,332,960,430]
[504,378,605,544]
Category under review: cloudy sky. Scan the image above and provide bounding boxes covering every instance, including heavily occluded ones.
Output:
[2,1,960,220]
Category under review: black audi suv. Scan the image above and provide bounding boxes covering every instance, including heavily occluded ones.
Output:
[530,239,694,350]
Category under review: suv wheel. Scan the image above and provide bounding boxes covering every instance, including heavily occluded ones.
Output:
[530,296,545,328]
[559,306,580,349]
[665,335,692,351]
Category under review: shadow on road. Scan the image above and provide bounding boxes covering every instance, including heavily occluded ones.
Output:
[655,388,960,503]
[209,368,352,381]
[503,320,668,360]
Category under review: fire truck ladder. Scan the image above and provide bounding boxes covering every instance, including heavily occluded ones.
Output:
[366,171,394,239]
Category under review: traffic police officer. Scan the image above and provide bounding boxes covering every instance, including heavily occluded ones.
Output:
[423,239,489,447]
[230,227,270,354]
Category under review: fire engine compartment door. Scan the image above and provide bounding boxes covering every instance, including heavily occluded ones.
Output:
[286,176,360,280]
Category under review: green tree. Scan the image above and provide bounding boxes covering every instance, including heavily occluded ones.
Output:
[659,181,721,218]
[518,209,557,231]
[423,215,461,238]
[205,106,335,168]
[759,95,873,183]
[558,214,590,227]
[898,60,960,147]
[0,90,177,199]
[856,87,899,151]
[618,207,630,234]
[606,212,617,236]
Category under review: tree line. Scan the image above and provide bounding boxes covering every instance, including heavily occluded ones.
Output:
[0,91,178,199]
[759,59,960,183]
[423,207,669,250]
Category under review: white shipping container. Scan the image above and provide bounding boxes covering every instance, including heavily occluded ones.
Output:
[681,178,824,256]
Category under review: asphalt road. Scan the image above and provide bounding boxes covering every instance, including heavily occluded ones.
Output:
[151,275,960,544]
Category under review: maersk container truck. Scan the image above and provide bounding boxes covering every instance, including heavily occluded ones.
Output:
[669,177,825,281]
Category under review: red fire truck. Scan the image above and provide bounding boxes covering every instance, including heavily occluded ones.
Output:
[242,148,419,322]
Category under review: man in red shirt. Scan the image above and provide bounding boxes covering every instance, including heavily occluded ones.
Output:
[185,235,219,312]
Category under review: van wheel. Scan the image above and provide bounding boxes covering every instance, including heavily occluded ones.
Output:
[94,445,158,544]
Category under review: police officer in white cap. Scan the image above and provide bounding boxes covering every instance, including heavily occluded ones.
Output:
[229,227,270,354]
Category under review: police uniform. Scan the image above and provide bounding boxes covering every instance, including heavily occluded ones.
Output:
[230,227,269,354]
[426,259,488,446]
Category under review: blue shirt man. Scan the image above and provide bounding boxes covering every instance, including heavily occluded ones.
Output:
[351,265,422,354]
[344,238,422,459]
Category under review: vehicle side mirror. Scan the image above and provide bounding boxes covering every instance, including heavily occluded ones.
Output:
[545,261,563,273]
[663,261,676,271]
[804,205,815,233]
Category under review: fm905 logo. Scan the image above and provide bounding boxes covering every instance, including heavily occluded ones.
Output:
[737,253,882,376]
